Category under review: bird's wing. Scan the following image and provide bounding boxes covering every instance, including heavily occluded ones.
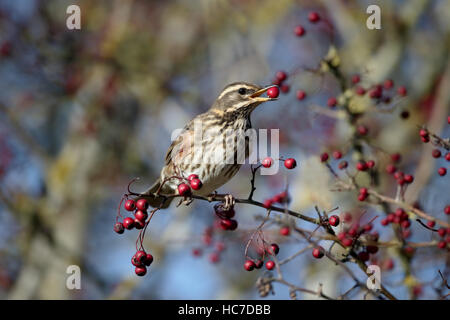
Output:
[164,122,195,167]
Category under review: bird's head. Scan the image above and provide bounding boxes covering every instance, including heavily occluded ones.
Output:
[210,82,277,116]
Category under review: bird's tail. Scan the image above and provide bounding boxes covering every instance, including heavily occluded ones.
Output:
[135,179,173,209]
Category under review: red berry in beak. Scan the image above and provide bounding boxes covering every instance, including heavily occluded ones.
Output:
[267,86,280,99]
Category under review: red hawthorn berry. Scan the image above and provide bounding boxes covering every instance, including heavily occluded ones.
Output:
[421,135,430,143]
[404,174,414,184]
[342,238,353,247]
[122,217,135,230]
[338,160,348,170]
[329,215,340,227]
[348,227,358,237]
[244,260,256,271]
[358,251,370,262]
[386,164,396,174]
[327,97,337,108]
[267,86,280,98]
[397,86,407,96]
[280,84,290,93]
[178,183,191,196]
[265,260,275,270]
[114,222,124,234]
[355,86,366,95]
[270,243,280,255]
[124,199,136,212]
[134,219,145,229]
[192,248,202,257]
[312,247,324,259]
[254,260,263,269]
[369,87,382,99]
[352,74,361,84]
[381,218,389,226]
[438,228,447,237]
[445,206,450,215]
[294,25,305,37]
[401,220,411,229]
[438,167,447,176]
[356,161,368,171]
[136,199,149,211]
[394,171,404,180]
[395,208,405,217]
[209,252,220,264]
[358,193,368,201]
[296,90,306,100]
[263,199,273,209]
[261,157,273,168]
[357,125,368,136]
[190,178,202,190]
[445,153,450,161]
[438,241,447,249]
[131,255,143,267]
[135,210,148,222]
[308,12,320,23]
[367,160,375,169]
[320,152,329,162]
[135,251,147,263]
[384,79,394,89]
[220,219,238,231]
[284,158,297,169]
[276,71,287,82]
[432,149,442,158]
[363,224,373,232]
[387,213,395,223]
[337,232,346,241]
[187,174,199,181]
[427,220,436,228]
[280,226,290,236]
[143,253,153,266]
[391,153,401,163]
[332,151,342,159]
[419,129,428,137]
[135,266,147,276]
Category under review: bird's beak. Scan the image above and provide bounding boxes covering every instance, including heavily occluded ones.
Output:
[250,85,278,102]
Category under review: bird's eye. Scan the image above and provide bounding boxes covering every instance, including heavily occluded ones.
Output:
[238,88,246,95]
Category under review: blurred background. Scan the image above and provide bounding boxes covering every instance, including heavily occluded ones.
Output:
[0,0,449,299]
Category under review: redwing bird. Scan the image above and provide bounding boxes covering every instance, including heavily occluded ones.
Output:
[140,82,277,208]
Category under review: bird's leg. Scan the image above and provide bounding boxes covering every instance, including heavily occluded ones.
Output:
[223,194,235,211]
[207,191,218,202]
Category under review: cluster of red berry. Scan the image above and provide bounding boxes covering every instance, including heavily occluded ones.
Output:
[261,156,297,170]
[268,12,323,101]
[352,75,407,102]
[338,223,379,261]
[214,203,238,231]
[419,129,448,177]
[244,243,280,271]
[263,191,290,209]
[114,198,155,276]
[177,174,203,196]
[115,198,150,233]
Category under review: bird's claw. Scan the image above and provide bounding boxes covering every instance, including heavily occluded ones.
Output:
[223,194,235,211]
